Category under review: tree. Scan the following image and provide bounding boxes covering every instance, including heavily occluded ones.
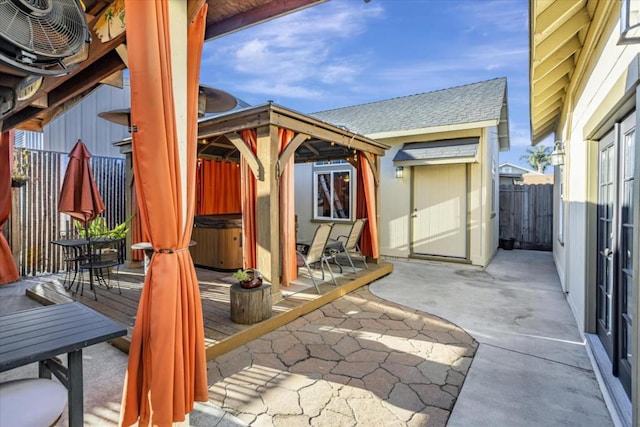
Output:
[520,145,552,173]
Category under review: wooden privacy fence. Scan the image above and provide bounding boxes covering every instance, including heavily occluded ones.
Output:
[3,149,125,276]
[499,184,553,251]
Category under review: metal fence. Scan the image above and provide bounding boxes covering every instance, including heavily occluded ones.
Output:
[499,184,553,251]
[3,149,125,276]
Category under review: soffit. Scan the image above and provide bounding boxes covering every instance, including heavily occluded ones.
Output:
[530,0,594,143]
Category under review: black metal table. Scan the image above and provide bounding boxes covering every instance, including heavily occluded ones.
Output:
[51,238,122,296]
[0,302,127,427]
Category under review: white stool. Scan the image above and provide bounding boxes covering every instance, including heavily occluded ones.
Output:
[0,378,68,427]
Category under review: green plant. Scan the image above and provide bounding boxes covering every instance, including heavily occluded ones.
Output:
[12,147,30,181]
[520,145,552,173]
[76,214,134,239]
[232,268,263,289]
[232,269,253,282]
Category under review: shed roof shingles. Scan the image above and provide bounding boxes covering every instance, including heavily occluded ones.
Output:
[311,77,507,136]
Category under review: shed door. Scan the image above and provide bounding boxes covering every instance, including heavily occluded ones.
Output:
[412,164,467,258]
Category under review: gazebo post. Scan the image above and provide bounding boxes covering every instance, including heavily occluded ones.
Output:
[255,124,281,301]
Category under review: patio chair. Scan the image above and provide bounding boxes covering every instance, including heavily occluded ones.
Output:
[296,223,337,293]
[77,238,122,300]
[333,218,368,271]
[60,245,88,291]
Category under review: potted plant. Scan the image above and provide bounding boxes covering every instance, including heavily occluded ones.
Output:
[232,268,263,289]
[11,147,30,188]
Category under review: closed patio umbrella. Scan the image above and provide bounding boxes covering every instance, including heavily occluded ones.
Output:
[58,140,105,230]
[58,140,105,293]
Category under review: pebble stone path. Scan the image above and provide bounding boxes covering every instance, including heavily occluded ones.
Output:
[208,286,477,426]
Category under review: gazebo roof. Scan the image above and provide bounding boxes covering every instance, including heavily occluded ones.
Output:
[115,102,389,164]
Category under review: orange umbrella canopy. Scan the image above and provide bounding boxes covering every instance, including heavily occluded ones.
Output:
[58,140,105,224]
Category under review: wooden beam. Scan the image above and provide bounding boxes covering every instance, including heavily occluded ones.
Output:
[274,114,386,156]
[534,0,587,43]
[532,39,579,81]
[204,0,326,40]
[255,125,281,300]
[99,70,124,88]
[227,133,262,180]
[278,133,309,177]
[302,141,319,156]
[535,10,589,64]
[7,31,126,120]
[197,135,224,155]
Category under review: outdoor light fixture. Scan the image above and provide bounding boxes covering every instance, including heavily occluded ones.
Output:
[620,0,640,44]
[550,141,565,166]
[395,166,404,179]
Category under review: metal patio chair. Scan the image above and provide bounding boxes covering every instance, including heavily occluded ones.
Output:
[296,223,337,293]
[334,218,368,271]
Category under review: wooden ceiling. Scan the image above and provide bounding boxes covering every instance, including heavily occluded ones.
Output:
[0,0,325,133]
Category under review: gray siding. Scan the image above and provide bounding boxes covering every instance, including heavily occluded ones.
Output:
[43,82,131,157]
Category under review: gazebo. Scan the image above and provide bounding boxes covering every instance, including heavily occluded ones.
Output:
[115,102,389,299]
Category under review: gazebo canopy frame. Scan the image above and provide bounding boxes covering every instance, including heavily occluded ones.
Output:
[116,102,389,298]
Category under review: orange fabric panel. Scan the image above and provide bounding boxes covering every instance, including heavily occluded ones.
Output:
[130,181,147,262]
[356,152,379,258]
[0,131,19,285]
[196,159,241,215]
[120,3,208,426]
[278,128,297,286]
[240,129,257,268]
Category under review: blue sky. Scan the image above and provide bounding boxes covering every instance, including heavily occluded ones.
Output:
[201,0,546,169]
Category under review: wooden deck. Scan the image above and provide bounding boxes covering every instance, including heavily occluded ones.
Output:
[26,261,393,361]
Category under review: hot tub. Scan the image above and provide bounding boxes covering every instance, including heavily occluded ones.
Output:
[190,214,242,271]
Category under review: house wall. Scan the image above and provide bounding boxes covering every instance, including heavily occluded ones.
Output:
[43,82,130,158]
[554,11,639,333]
[550,11,640,424]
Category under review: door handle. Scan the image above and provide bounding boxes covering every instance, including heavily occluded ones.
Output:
[603,248,612,256]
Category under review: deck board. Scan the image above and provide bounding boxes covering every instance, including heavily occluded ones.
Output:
[26,262,393,360]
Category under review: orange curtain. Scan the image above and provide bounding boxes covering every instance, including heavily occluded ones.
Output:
[278,128,296,286]
[240,129,257,268]
[130,181,148,262]
[196,159,241,215]
[0,131,19,285]
[120,3,208,426]
[356,152,379,258]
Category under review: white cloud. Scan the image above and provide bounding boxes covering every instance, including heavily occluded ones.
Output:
[455,0,528,34]
[202,1,383,101]
[509,121,532,147]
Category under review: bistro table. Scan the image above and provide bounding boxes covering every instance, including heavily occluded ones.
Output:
[51,237,122,294]
[0,302,127,427]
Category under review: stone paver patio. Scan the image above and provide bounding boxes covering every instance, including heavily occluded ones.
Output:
[207,286,477,426]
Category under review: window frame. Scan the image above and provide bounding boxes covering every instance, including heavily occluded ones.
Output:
[312,162,354,222]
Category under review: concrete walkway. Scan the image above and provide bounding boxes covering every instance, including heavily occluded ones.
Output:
[370,249,613,427]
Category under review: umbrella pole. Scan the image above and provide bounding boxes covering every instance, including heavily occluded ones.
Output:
[85,221,94,294]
